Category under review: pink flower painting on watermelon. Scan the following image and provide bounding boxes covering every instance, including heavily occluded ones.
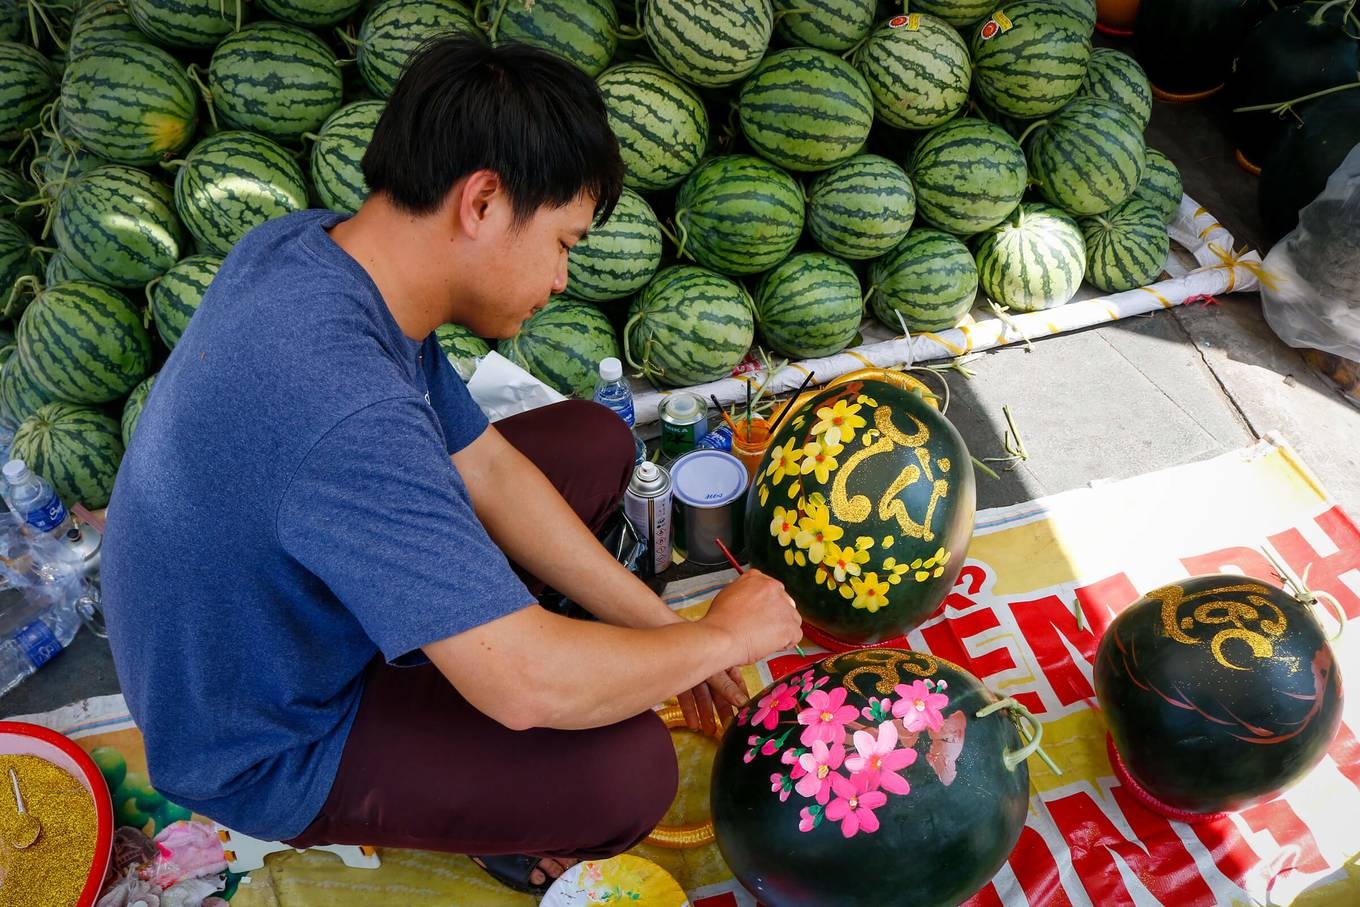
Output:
[893,679,949,733]
[825,772,888,838]
[752,682,799,730]
[845,721,917,795]
[798,686,859,747]
[737,670,963,838]
[795,740,846,804]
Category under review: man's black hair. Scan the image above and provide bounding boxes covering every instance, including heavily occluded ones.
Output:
[362,32,624,227]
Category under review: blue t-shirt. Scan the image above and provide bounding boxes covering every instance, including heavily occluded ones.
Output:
[101,210,532,839]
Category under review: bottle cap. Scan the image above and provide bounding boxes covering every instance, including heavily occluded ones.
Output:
[599,357,622,382]
[2,459,27,483]
[665,393,700,418]
[637,461,658,481]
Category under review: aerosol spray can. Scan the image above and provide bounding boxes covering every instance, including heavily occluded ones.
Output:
[623,460,673,579]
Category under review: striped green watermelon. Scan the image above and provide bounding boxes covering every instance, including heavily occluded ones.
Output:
[908,118,1027,235]
[740,47,873,173]
[969,2,1091,119]
[908,0,996,26]
[60,40,198,166]
[68,0,152,59]
[35,134,104,196]
[854,13,971,130]
[772,0,875,52]
[974,202,1086,312]
[0,166,36,226]
[0,351,58,429]
[562,187,662,303]
[755,253,862,359]
[43,250,92,286]
[807,154,915,260]
[149,253,221,349]
[645,0,772,88]
[310,100,383,215]
[16,280,152,404]
[1077,48,1152,130]
[1025,97,1145,216]
[173,131,308,256]
[1079,197,1168,293]
[499,299,618,397]
[0,218,38,309]
[255,0,362,27]
[434,322,490,382]
[0,1,22,41]
[487,0,618,77]
[0,41,55,142]
[1032,0,1095,33]
[674,155,804,277]
[358,0,478,98]
[868,228,979,332]
[126,0,245,49]
[597,62,709,191]
[208,21,343,145]
[625,265,754,387]
[1133,148,1182,224]
[53,165,183,289]
[121,372,156,446]
[10,402,124,508]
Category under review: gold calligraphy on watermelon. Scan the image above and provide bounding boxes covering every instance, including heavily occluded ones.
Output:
[1149,581,1289,671]
[757,385,955,615]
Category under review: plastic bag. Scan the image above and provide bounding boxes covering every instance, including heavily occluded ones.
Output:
[1261,144,1360,361]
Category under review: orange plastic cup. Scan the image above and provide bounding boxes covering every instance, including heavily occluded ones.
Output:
[730,418,771,486]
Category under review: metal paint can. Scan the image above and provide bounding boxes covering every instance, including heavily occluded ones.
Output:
[670,450,747,566]
[623,460,673,578]
[659,392,708,460]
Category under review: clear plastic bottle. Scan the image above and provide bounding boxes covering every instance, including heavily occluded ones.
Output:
[592,357,646,464]
[0,589,81,699]
[0,459,92,578]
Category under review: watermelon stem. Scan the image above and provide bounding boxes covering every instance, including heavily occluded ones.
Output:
[1308,0,1355,27]
[185,65,219,132]
[25,0,66,53]
[1231,80,1360,115]
[976,697,1060,774]
[987,300,1034,352]
[3,275,40,321]
[611,23,643,41]
[622,309,645,373]
[971,456,1001,481]
[333,28,359,51]
[1014,119,1048,149]
[655,219,683,255]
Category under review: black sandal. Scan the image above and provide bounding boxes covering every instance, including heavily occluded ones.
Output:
[469,853,555,895]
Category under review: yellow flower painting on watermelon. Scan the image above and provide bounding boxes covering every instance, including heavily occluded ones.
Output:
[761,388,954,615]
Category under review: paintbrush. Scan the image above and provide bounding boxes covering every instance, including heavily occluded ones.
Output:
[710,393,738,433]
[714,537,806,657]
[766,370,816,438]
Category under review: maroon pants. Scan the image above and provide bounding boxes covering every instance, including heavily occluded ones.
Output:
[285,401,678,859]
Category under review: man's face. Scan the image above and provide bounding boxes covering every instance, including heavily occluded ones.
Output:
[469,192,596,340]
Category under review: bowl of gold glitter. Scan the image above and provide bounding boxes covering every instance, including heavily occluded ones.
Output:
[0,721,113,907]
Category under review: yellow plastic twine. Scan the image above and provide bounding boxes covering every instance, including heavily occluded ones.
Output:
[1205,242,1278,293]
[643,706,722,849]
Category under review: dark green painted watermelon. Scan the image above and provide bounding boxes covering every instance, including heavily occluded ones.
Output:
[744,376,975,645]
[712,648,1030,907]
[1135,0,1268,97]
[1258,89,1360,242]
[1094,574,1343,818]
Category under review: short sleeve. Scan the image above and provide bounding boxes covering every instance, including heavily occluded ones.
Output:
[277,395,532,661]
[421,333,487,454]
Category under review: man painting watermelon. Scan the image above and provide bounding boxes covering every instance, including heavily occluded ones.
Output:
[99,33,802,896]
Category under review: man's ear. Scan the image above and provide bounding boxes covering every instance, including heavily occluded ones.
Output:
[454,170,502,240]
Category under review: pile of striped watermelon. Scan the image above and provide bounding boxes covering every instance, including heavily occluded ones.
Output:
[0,0,1191,502]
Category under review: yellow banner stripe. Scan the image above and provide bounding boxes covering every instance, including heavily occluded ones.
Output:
[919,331,967,357]
[1140,286,1175,308]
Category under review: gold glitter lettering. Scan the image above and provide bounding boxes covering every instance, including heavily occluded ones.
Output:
[827,649,939,695]
[1150,582,1289,671]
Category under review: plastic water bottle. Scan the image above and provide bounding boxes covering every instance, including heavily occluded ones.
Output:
[592,357,646,464]
[0,593,81,698]
[1,459,95,578]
